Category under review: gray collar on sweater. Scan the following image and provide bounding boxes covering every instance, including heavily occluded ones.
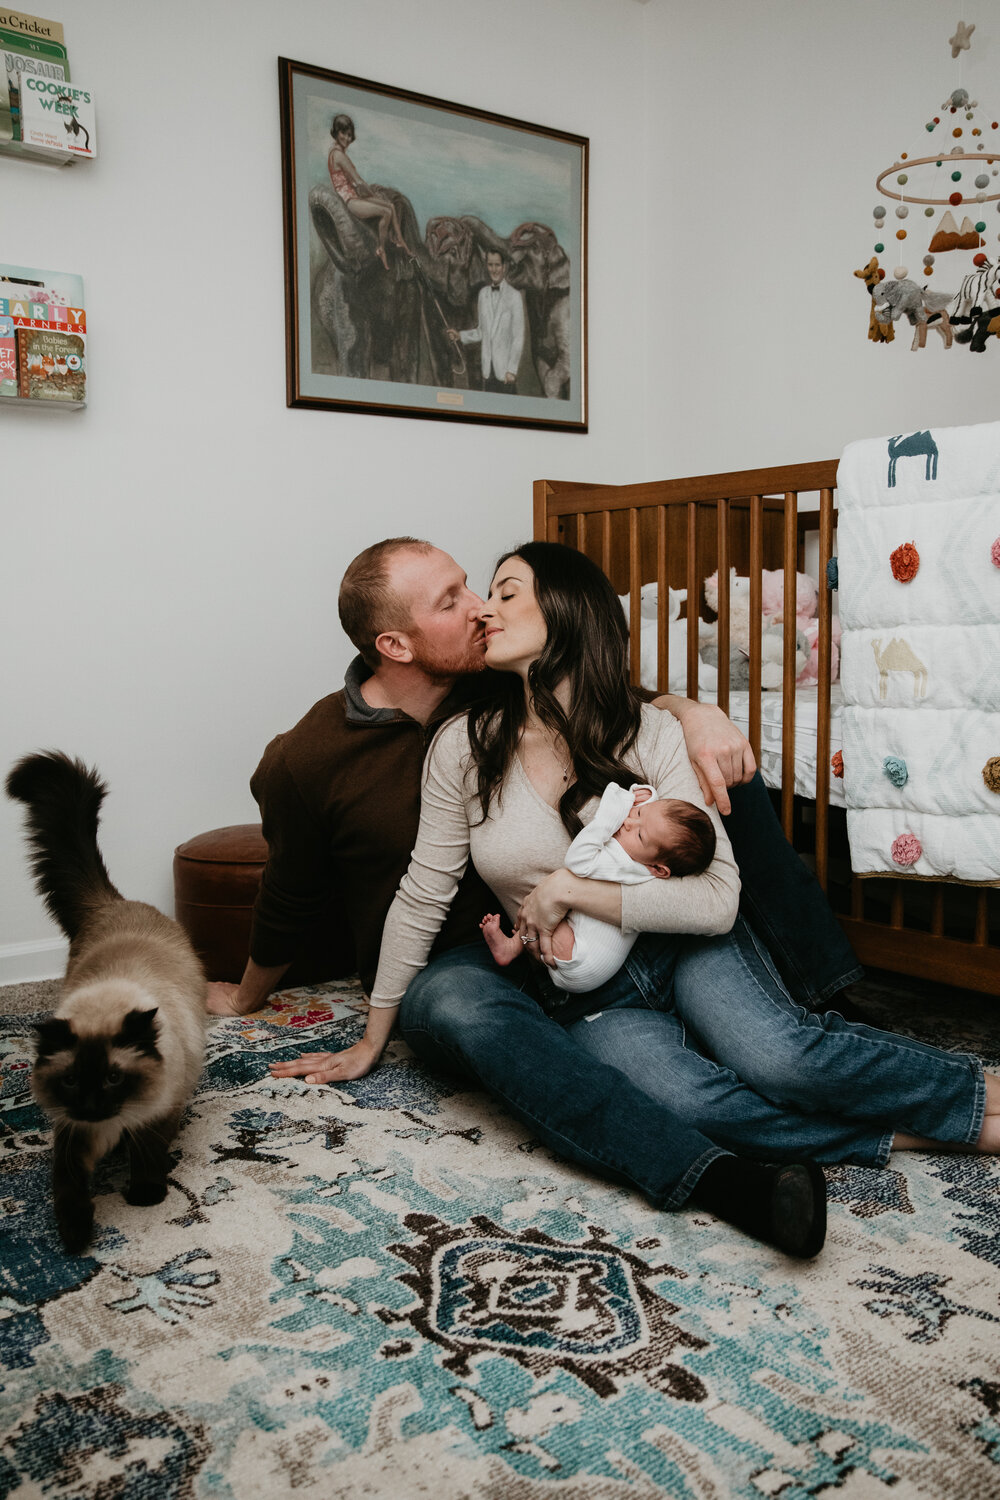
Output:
[343,655,471,729]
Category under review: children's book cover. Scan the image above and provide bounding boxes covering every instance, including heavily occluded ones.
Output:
[17,72,94,155]
[0,263,85,323]
[0,11,69,140]
[16,326,85,401]
[0,312,16,395]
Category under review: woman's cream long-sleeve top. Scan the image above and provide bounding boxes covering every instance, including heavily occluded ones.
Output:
[370,703,740,1006]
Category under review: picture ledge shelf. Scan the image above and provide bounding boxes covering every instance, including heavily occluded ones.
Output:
[0,137,92,168]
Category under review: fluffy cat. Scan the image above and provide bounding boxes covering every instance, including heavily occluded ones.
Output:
[6,751,206,1254]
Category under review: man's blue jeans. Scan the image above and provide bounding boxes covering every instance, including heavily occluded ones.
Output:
[724,772,862,1006]
[400,930,984,1211]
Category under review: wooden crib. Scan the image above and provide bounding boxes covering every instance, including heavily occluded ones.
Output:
[534,461,1000,996]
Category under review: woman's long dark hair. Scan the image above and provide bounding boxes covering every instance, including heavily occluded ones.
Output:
[467,541,643,837]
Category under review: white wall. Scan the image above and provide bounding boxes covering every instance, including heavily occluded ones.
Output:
[3,0,998,980]
[644,0,999,473]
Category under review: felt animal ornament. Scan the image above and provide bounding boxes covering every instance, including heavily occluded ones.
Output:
[854,258,894,343]
[869,278,954,352]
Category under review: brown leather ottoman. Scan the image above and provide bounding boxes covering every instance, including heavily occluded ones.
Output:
[173,824,355,985]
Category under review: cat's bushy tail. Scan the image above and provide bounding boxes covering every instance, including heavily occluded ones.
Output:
[6,751,121,939]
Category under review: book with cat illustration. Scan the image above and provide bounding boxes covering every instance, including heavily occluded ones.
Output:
[17,71,94,157]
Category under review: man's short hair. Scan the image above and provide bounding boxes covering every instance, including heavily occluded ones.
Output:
[338,537,433,670]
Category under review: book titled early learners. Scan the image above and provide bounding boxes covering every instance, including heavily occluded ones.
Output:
[17,71,93,155]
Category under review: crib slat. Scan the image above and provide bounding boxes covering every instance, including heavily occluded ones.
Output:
[851,878,864,920]
[890,883,905,929]
[974,891,989,946]
[931,887,945,936]
[814,488,834,890]
[748,496,763,761]
[657,506,669,694]
[781,493,797,840]
[629,508,641,685]
[715,498,730,714]
[686,501,699,698]
[601,510,611,574]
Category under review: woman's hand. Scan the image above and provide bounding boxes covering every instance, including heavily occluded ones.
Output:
[268,1038,382,1085]
[516,869,577,967]
[652,696,755,815]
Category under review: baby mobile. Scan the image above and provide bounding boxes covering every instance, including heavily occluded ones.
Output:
[855,20,1000,351]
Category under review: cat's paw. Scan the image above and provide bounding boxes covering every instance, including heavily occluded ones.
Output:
[57,1205,94,1255]
[125,1179,167,1206]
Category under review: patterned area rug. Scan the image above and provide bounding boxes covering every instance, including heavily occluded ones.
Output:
[2,977,999,1499]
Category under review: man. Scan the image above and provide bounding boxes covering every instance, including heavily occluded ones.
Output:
[448,249,525,393]
[206,536,863,1257]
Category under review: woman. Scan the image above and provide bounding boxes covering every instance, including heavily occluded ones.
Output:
[272,543,998,1255]
[328,113,410,270]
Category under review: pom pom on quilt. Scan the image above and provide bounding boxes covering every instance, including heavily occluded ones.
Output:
[890,834,922,866]
[982,756,1000,793]
[831,751,844,778]
[991,537,1000,568]
[883,756,908,787]
[890,542,920,582]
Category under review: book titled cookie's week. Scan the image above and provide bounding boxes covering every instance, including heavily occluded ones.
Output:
[17,70,94,156]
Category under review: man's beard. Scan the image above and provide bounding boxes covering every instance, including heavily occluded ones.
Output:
[408,629,488,680]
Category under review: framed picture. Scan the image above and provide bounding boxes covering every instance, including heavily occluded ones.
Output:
[278,58,588,431]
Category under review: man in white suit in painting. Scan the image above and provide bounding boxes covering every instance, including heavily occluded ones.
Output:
[448,249,525,393]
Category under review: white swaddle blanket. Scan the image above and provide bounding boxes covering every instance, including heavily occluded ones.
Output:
[836,421,1000,882]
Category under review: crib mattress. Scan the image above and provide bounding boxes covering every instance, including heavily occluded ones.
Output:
[720,685,845,807]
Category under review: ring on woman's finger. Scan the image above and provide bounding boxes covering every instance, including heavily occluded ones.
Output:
[520,933,531,944]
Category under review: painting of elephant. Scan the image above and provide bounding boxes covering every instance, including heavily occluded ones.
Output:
[281,59,587,428]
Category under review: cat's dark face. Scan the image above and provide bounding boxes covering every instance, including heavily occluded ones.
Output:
[32,1008,161,1123]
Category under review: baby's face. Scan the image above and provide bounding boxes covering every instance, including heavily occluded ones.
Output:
[615,798,678,869]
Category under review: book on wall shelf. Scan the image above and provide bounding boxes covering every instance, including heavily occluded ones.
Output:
[0,263,86,408]
[0,10,69,142]
[17,71,94,157]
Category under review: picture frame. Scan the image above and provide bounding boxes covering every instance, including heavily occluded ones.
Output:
[278,58,588,431]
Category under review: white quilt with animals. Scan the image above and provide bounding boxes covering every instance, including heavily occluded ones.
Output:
[837,421,1000,882]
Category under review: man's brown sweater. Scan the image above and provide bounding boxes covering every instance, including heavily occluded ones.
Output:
[249,658,494,995]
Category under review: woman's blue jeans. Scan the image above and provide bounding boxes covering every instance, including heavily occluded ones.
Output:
[399,925,984,1212]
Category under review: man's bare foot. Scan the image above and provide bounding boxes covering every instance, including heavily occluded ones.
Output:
[481,913,522,967]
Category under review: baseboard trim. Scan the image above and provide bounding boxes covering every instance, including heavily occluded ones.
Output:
[0,939,67,986]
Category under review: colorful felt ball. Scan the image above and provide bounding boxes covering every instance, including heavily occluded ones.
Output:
[831,751,844,779]
[890,542,920,582]
[895,206,909,218]
[893,265,908,278]
[925,207,935,217]
[896,230,907,240]
[951,170,963,181]
[873,205,886,219]
[926,122,936,131]
[874,241,885,253]
[973,252,988,266]
[950,191,964,205]
[883,756,908,787]
[897,174,908,185]
[925,265,933,275]
[953,128,963,137]
[923,253,935,265]
[891,834,921,866]
[981,757,1000,794]
[976,174,990,187]
[976,221,987,233]
[991,536,1000,567]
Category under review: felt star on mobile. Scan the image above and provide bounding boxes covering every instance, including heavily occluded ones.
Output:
[949,21,975,58]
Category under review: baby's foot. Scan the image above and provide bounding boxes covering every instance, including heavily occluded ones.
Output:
[481,913,522,968]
